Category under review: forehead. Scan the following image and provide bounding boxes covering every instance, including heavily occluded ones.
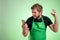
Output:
[32,9,37,12]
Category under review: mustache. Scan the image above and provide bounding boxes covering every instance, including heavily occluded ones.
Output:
[33,15,40,19]
[33,15,36,17]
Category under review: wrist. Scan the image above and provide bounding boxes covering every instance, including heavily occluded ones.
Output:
[54,15,57,18]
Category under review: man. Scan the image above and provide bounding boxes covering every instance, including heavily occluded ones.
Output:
[22,3,58,40]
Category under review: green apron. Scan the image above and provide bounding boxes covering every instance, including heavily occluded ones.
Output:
[30,17,46,40]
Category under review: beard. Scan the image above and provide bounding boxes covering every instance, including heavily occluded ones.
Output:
[33,15,40,19]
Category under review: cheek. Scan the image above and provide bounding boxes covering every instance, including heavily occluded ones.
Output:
[32,13,35,16]
[36,13,40,16]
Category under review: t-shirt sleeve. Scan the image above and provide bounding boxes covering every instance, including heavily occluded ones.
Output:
[26,16,33,30]
[46,17,53,26]
[26,19,30,28]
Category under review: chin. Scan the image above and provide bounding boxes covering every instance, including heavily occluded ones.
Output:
[33,17,37,19]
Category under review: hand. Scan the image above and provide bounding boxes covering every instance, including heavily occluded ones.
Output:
[51,9,57,17]
[22,20,28,30]
[22,20,29,37]
[22,20,26,25]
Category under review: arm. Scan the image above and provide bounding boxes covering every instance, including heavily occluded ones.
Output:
[49,9,58,32]
[22,20,29,37]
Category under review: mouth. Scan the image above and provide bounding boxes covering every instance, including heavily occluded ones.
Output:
[33,16,37,19]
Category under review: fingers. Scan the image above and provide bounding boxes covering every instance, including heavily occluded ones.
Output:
[51,9,56,15]
[22,20,26,25]
[51,9,57,17]
[22,24,28,28]
[52,9,56,12]
[21,20,28,31]
[22,21,28,30]
[22,20,26,28]
[52,9,56,13]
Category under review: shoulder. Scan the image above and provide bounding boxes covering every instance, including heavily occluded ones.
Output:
[43,15,49,19]
[42,15,50,20]
[26,16,33,22]
[27,16,33,21]
[42,15,52,26]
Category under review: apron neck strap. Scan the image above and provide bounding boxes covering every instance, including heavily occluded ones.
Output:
[33,16,44,22]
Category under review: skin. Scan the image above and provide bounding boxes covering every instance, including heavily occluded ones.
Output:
[22,9,58,37]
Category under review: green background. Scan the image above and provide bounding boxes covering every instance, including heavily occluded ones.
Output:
[0,0,60,40]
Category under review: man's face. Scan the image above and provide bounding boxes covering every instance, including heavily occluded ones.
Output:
[32,9,42,19]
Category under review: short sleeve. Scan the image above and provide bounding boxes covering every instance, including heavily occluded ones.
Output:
[26,16,33,30]
[46,17,53,26]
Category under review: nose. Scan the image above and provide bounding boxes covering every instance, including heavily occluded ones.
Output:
[32,13,36,16]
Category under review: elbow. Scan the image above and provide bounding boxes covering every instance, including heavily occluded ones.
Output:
[54,30,58,32]
[22,32,28,37]
[22,30,28,37]
[53,29,58,32]
[23,34,28,37]
[53,25,58,32]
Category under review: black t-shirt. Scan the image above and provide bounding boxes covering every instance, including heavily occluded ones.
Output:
[26,15,52,31]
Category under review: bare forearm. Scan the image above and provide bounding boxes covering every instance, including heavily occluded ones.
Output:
[53,15,58,32]
[49,9,58,32]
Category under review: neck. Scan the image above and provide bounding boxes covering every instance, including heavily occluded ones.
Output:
[38,15,42,19]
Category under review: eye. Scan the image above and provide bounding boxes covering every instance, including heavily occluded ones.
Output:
[32,12,36,13]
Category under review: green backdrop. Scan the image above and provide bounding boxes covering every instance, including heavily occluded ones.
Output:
[0,0,60,40]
